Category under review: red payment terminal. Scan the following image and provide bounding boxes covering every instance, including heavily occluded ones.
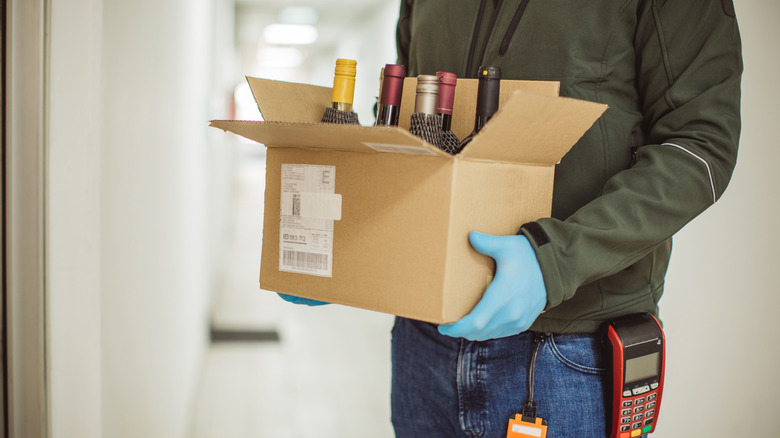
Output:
[603,313,665,438]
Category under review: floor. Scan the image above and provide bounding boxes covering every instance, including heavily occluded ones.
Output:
[190,147,396,438]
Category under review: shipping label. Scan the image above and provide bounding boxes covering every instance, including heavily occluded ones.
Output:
[279,164,339,277]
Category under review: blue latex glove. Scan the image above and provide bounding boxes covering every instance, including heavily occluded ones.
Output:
[277,293,329,306]
[438,231,547,341]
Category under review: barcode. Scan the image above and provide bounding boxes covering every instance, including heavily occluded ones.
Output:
[292,194,301,216]
[282,250,328,271]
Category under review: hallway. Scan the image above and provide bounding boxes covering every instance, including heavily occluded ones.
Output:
[7,0,780,437]
[189,147,395,438]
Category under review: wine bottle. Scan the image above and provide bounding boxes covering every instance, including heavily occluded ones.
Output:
[436,71,462,154]
[375,64,406,126]
[408,75,445,149]
[321,58,360,124]
[459,66,501,149]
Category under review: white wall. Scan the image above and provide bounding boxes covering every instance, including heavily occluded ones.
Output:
[47,0,229,436]
[657,1,780,436]
[99,0,215,437]
[47,0,103,435]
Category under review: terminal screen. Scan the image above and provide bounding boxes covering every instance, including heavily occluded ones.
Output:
[625,352,659,383]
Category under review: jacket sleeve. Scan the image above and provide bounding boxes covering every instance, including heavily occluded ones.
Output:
[520,1,743,309]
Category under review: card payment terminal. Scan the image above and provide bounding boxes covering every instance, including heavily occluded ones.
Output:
[602,313,665,438]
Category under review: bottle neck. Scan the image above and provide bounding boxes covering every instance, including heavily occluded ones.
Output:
[440,113,453,132]
[415,94,438,115]
[414,75,439,116]
[376,64,406,126]
[331,101,353,112]
[473,115,490,133]
[376,103,400,126]
[473,78,500,132]
[380,75,405,107]
[436,71,457,123]
[331,59,357,109]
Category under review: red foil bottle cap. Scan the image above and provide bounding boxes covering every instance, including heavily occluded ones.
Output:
[380,64,406,107]
[436,71,457,115]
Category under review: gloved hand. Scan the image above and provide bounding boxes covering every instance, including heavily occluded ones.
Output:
[277,293,329,306]
[438,231,547,341]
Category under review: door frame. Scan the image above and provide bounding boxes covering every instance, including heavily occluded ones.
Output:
[5,0,48,436]
[1,0,7,433]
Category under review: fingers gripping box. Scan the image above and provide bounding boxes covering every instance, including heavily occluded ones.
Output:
[210,76,606,324]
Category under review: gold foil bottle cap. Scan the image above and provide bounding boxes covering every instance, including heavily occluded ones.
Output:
[331,58,357,108]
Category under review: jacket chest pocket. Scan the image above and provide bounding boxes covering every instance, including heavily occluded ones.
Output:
[488,0,635,82]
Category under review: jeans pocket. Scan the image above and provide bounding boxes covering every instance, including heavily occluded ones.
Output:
[547,333,607,375]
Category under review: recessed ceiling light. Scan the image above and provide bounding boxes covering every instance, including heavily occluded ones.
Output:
[263,23,318,45]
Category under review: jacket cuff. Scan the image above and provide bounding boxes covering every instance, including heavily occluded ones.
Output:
[519,221,565,310]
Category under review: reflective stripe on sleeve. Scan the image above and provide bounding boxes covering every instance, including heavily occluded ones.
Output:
[661,142,717,203]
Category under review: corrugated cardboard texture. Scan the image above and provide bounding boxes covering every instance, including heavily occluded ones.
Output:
[460,91,609,165]
[259,151,559,323]
[441,160,555,322]
[260,147,460,321]
[247,77,333,123]
[209,119,449,157]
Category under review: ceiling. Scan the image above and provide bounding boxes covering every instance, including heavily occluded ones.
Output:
[234,0,390,52]
[230,0,400,121]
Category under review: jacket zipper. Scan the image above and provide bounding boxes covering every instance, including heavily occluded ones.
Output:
[499,0,530,56]
[630,131,638,166]
[466,0,531,77]
[473,0,505,76]
[465,0,489,78]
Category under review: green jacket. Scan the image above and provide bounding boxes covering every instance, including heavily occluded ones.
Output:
[397,0,742,333]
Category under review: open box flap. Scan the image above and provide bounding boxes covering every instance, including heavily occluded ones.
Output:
[459,91,608,166]
[247,76,333,123]
[209,120,451,157]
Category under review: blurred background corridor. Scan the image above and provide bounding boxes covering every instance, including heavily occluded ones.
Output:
[4,0,780,437]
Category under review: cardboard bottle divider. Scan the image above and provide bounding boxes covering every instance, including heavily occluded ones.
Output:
[210,76,607,324]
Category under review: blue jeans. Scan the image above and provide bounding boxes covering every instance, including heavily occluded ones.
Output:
[391,317,647,438]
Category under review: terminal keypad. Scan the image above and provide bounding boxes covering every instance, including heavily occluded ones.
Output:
[618,388,659,438]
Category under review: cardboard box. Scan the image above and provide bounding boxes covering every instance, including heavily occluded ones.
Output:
[210,76,606,324]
